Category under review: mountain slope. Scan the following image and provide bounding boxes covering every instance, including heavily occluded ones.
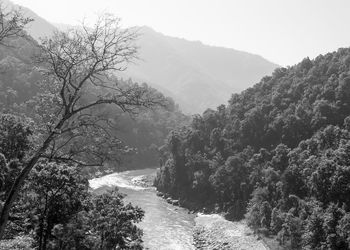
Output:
[5,0,278,114]
[2,0,57,40]
[53,24,279,114]
[125,26,278,113]
[155,47,350,248]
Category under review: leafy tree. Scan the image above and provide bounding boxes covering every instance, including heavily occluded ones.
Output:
[51,189,144,250]
[302,205,325,249]
[87,190,144,250]
[323,204,345,249]
[246,187,269,230]
[3,161,145,250]
[22,162,89,250]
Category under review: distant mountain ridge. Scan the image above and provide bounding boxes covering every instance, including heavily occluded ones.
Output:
[125,26,278,113]
[5,0,279,113]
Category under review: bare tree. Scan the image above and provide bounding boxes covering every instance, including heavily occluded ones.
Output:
[0,1,33,45]
[0,14,166,238]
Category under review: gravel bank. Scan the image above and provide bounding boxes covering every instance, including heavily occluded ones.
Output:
[193,214,268,250]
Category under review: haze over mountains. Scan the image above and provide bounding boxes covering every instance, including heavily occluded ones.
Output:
[6,0,278,113]
[125,27,278,113]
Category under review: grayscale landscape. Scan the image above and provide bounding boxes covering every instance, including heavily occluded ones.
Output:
[0,0,350,249]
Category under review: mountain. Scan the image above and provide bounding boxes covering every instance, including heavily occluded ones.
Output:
[125,26,278,113]
[5,1,278,113]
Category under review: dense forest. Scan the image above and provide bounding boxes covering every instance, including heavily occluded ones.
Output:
[155,48,350,249]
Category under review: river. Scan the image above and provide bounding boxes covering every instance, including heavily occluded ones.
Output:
[89,168,196,250]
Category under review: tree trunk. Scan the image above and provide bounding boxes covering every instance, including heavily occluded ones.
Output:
[0,129,57,239]
[0,155,40,238]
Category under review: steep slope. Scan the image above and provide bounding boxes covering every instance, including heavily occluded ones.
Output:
[155,47,350,248]
[125,26,278,113]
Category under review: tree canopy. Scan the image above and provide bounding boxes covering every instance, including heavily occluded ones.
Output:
[155,48,350,249]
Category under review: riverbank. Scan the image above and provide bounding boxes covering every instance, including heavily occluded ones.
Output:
[156,191,273,249]
[194,214,268,250]
[91,169,276,249]
[156,190,280,249]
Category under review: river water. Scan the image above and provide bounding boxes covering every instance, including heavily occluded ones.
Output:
[89,168,196,250]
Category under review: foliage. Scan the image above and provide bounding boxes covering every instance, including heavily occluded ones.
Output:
[87,190,144,249]
[49,188,144,250]
[2,161,144,250]
[24,162,89,249]
[155,48,350,249]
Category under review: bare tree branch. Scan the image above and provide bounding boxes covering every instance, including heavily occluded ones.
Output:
[0,2,33,46]
[0,13,168,238]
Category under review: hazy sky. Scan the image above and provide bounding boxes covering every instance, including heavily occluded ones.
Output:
[11,0,350,66]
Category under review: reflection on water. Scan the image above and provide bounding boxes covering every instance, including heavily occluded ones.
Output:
[90,169,195,250]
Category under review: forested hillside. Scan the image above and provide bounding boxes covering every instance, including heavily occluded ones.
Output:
[155,48,350,249]
[0,35,40,108]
